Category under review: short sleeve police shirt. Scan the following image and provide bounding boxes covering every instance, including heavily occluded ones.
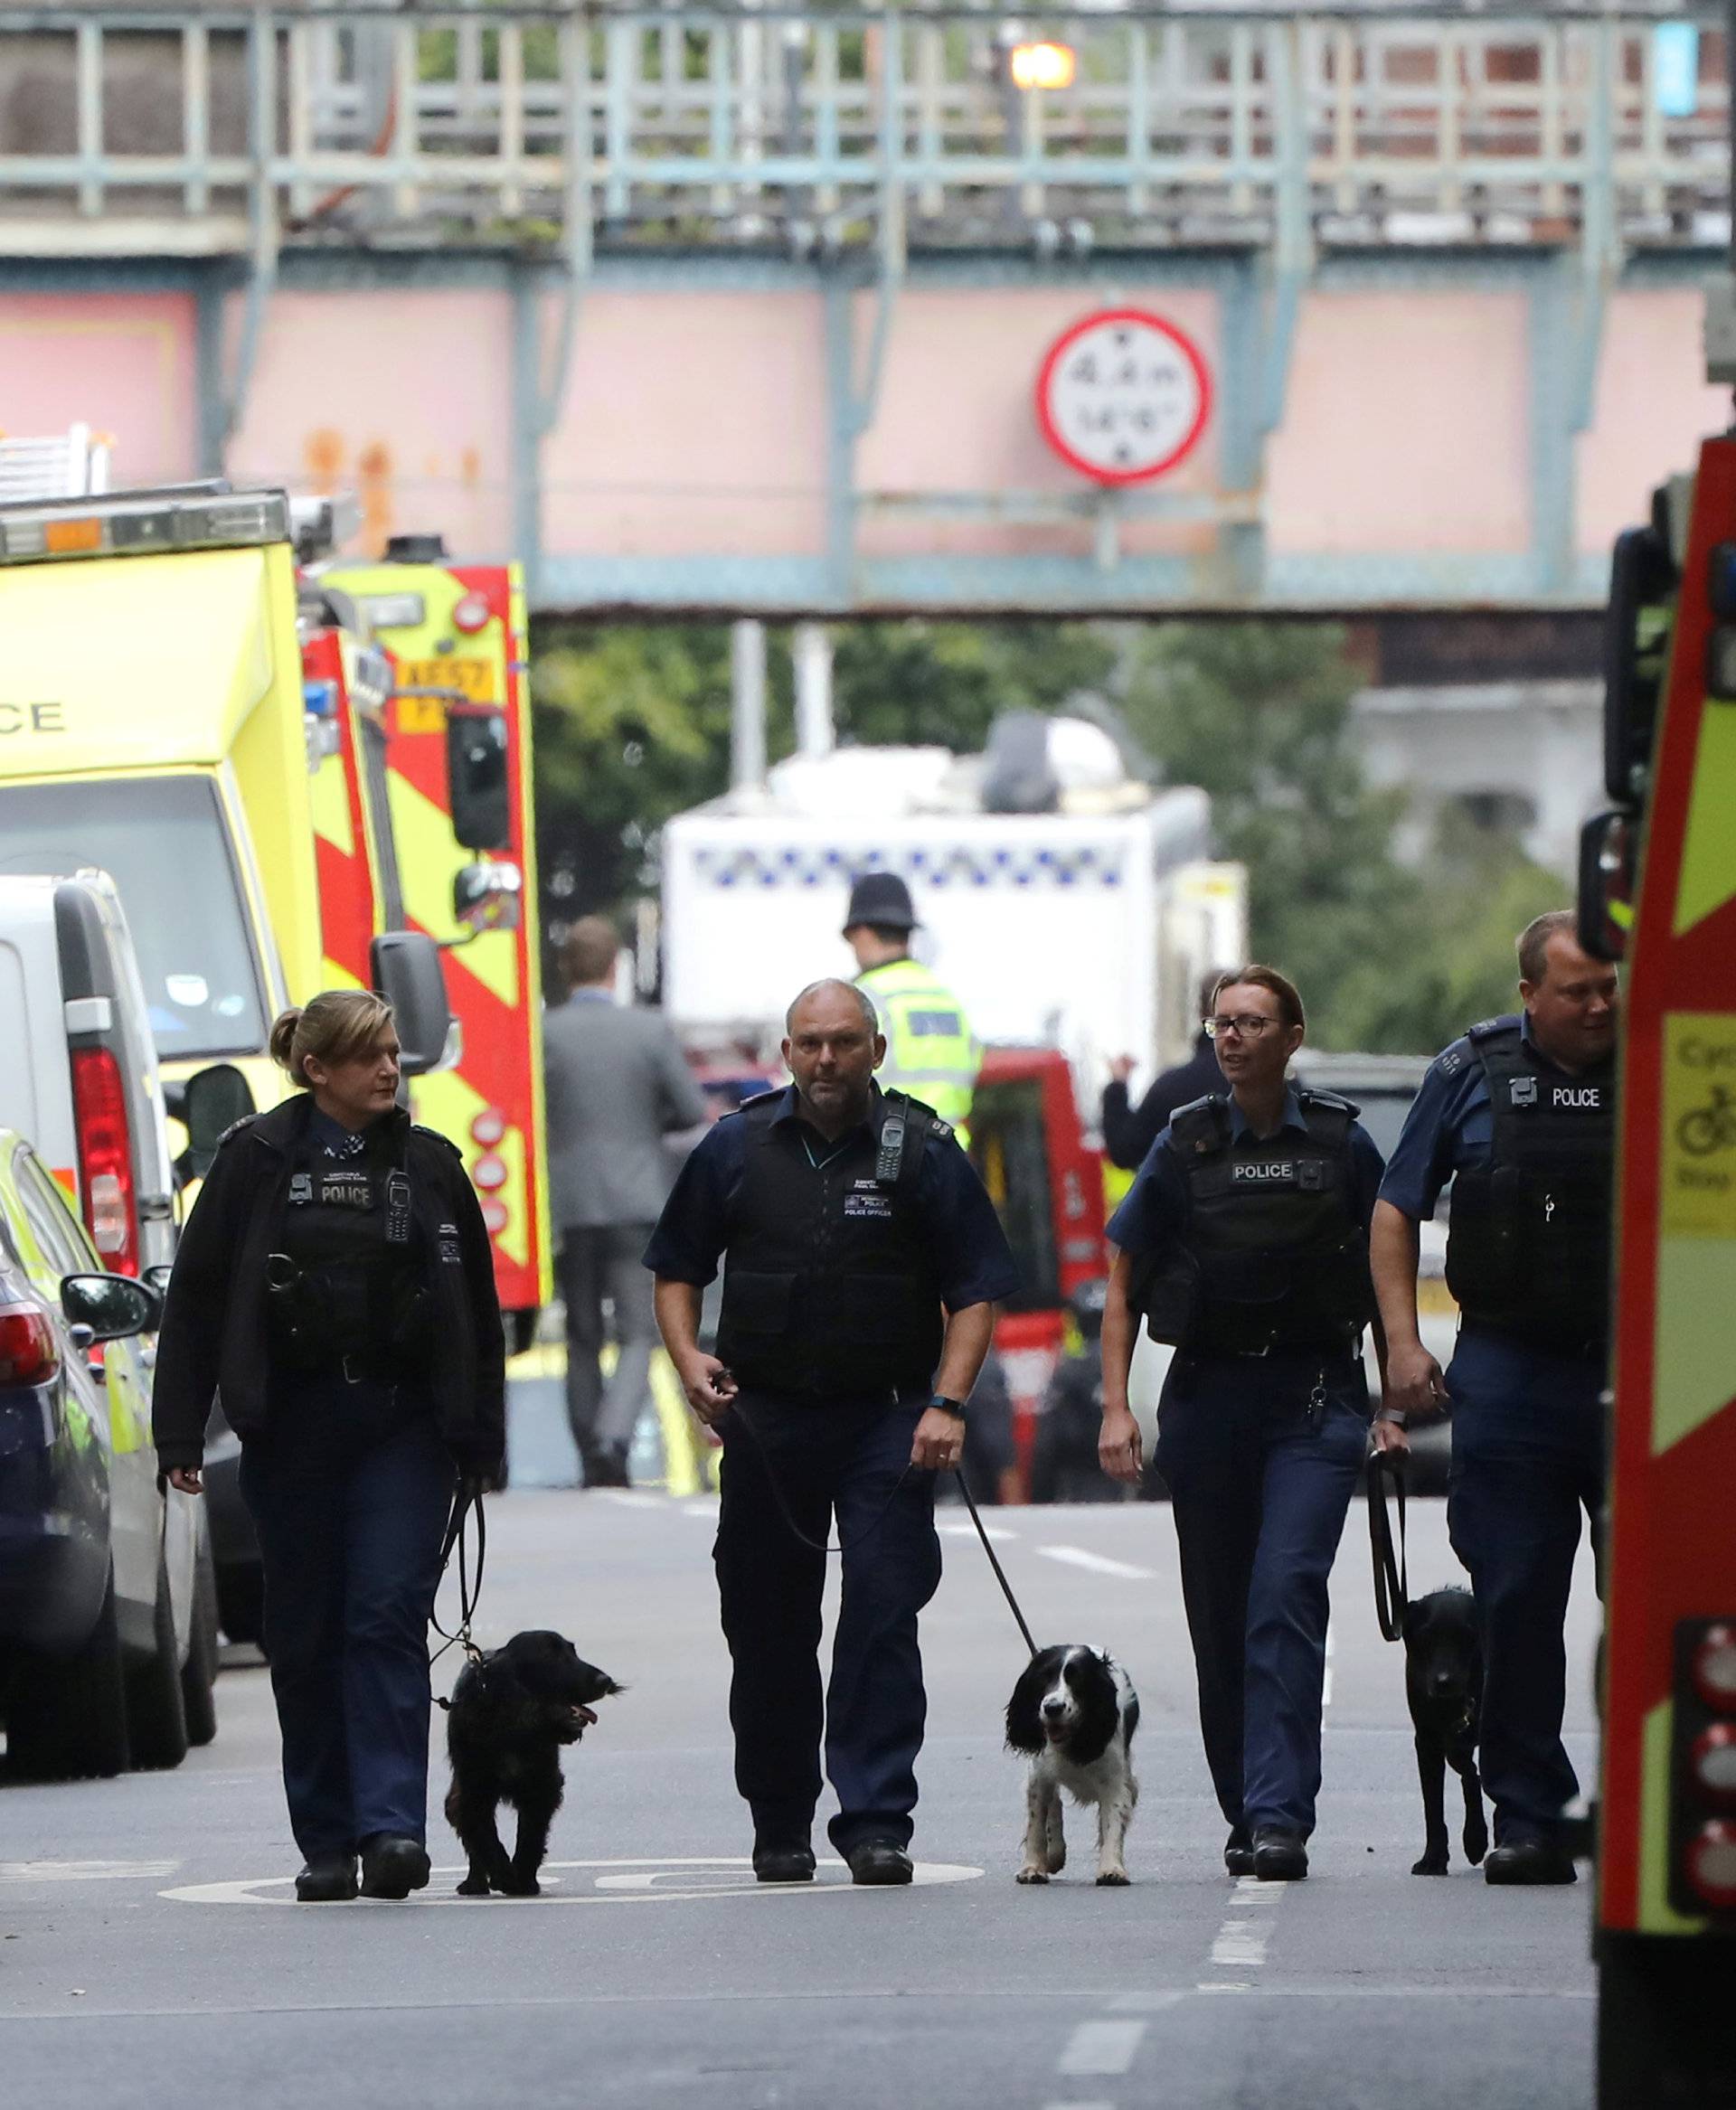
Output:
[644,1086,1021,1313]
[1377,1016,1519,1222]
[1106,1088,1386,1258]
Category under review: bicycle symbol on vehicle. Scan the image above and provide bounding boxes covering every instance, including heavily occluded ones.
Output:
[1678,1083,1736,1158]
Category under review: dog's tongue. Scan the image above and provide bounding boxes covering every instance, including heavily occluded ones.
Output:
[573,1704,598,1728]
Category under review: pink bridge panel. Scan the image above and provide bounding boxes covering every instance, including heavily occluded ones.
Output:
[1265,289,1533,556]
[542,290,827,560]
[1579,289,1730,558]
[856,286,1222,560]
[0,292,196,485]
[227,288,514,557]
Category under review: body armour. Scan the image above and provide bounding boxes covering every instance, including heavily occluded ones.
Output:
[1444,1019,1615,1352]
[714,1091,946,1398]
[1135,1091,1374,1355]
[267,1132,431,1378]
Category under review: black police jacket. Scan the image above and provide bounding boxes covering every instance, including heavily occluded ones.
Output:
[152,1096,506,1474]
[714,1089,945,1398]
[1444,1018,1615,1352]
[1135,1090,1374,1354]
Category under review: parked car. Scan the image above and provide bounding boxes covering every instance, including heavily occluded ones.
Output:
[0,1128,217,1780]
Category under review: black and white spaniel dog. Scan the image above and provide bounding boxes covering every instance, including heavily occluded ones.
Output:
[1005,1644,1140,1886]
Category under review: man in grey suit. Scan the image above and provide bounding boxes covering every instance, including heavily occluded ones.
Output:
[543,916,710,1486]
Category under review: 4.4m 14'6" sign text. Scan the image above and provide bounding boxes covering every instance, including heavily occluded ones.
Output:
[1036,309,1212,486]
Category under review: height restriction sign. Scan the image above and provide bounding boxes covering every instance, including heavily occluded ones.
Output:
[1035,308,1212,485]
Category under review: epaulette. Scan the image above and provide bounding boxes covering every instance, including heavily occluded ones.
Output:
[734,1088,785,1111]
[1467,1015,1520,1042]
[883,1088,952,1143]
[1170,1094,1231,1154]
[411,1123,464,1159]
[216,1114,259,1147]
[1297,1086,1362,1120]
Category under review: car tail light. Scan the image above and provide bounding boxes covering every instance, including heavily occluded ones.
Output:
[451,593,491,634]
[470,1107,507,1147]
[1690,1724,1736,1805]
[71,1045,137,1275]
[472,1153,508,1192]
[0,1304,61,1387]
[480,1199,508,1237]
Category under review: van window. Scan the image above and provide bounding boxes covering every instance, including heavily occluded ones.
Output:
[0,777,266,1060]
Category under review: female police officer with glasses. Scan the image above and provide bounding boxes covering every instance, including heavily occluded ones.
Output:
[1097,966,1405,1883]
[153,991,505,1903]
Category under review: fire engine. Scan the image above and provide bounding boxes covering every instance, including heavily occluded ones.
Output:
[322,538,552,1352]
[1579,441,1736,2105]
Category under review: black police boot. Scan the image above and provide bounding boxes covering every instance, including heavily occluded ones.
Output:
[359,1835,432,1900]
[1223,1825,1256,1879]
[846,1841,914,1887]
[1484,1838,1577,1887]
[1251,1825,1308,1882]
[295,1854,358,1903]
[752,1834,816,1885]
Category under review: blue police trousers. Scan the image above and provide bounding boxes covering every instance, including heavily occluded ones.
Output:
[1445,1327,1604,1847]
[240,1398,455,1861]
[713,1390,941,1856]
[1155,1352,1368,1838]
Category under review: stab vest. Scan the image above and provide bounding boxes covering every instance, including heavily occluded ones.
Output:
[268,1129,429,1377]
[714,1089,946,1397]
[1444,1019,1616,1352]
[1135,1090,1374,1355]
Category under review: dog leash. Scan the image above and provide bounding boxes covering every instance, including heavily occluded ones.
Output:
[429,1478,488,1681]
[1366,1450,1409,1644]
[954,1466,1040,1662]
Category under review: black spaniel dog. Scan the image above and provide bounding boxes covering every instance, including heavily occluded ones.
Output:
[443,1629,622,1898]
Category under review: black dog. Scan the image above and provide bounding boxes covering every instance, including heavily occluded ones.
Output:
[1403,1587,1488,1876]
[443,1630,621,1897]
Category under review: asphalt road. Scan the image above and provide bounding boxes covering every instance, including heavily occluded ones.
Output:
[1,1490,1601,2110]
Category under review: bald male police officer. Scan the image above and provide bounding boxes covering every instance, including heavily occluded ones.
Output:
[1373,910,1618,1886]
[646,978,1018,1887]
[843,872,981,1141]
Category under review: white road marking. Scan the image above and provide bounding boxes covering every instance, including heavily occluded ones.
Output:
[0,1860,180,1882]
[1210,1918,1272,1968]
[1056,2018,1147,2077]
[938,1520,1016,1542]
[160,1857,984,1907]
[681,1497,720,1519]
[1323,1618,1335,1709]
[1038,1545,1157,1582]
[595,1490,668,1509]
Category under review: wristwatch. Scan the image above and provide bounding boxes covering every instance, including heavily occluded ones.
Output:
[929,1394,967,1420]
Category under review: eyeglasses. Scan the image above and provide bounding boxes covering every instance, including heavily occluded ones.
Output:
[1204,1013,1282,1041]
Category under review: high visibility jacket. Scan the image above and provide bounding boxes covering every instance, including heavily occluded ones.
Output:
[856,956,982,1139]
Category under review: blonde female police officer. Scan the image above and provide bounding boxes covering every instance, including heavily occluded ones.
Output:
[1098,966,1404,1881]
[153,992,505,1903]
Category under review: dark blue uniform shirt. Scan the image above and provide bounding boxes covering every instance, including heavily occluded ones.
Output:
[1378,1011,1531,1221]
[644,1085,1021,1313]
[1106,1086,1386,1258]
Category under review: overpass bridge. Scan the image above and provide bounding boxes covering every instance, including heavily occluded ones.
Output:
[0,2,1728,614]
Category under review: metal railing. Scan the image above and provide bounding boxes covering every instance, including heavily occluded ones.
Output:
[0,5,1727,253]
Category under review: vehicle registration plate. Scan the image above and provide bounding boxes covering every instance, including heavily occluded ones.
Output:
[394,656,497,722]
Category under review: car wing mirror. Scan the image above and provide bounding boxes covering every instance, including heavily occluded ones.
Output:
[453,859,524,934]
[1577,806,1638,964]
[372,930,454,1076]
[446,707,513,853]
[61,1272,158,1343]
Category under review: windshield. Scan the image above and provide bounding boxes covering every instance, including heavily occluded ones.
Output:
[0,776,268,1060]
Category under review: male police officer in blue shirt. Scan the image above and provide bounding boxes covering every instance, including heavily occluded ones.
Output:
[646,977,1019,1887]
[1373,909,1618,1887]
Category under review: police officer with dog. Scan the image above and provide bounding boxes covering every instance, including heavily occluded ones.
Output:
[1097,966,1400,1882]
[646,976,1018,1887]
[153,991,505,1905]
[1373,910,1618,1886]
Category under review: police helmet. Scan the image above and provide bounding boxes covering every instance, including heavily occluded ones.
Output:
[843,870,918,935]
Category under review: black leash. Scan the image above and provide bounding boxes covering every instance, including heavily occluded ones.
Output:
[1366,1450,1409,1644]
[727,1404,1042,1661]
[429,1479,487,1681]
[954,1465,1040,1661]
